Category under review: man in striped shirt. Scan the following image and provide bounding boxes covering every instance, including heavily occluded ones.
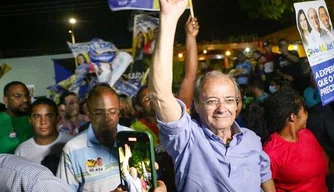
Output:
[57,84,132,191]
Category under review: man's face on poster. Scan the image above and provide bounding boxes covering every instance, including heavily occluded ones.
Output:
[319,7,331,30]
[308,8,320,32]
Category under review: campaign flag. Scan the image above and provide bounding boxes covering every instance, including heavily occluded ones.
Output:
[0,63,11,79]
[108,0,160,11]
[67,38,118,65]
[294,1,334,106]
[108,0,192,11]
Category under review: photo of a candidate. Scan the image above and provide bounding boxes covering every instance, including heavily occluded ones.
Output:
[96,157,103,167]
[297,9,313,46]
[119,142,152,192]
[308,7,332,43]
[318,6,334,38]
[76,54,88,65]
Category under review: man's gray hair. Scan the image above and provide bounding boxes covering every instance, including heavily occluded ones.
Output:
[194,70,240,103]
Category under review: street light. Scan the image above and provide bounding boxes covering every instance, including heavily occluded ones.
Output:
[69,18,76,44]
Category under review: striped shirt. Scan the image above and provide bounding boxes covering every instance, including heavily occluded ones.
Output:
[57,124,132,192]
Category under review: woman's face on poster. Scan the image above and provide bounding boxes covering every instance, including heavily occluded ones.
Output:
[299,12,308,32]
[77,55,86,65]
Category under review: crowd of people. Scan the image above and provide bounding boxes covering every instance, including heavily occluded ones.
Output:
[1,0,334,191]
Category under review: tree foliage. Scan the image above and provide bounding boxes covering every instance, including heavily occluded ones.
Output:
[238,0,334,20]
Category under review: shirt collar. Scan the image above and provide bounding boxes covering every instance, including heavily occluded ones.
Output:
[201,121,243,145]
[87,124,119,149]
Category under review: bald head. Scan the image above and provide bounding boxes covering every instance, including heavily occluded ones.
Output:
[87,84,119,108]
[129,167,138,177]
[308,8,320,32]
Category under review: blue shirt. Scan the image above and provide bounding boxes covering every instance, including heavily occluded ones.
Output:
[235,61,253,85]
[158,100,271,192]
[303,87,321,108]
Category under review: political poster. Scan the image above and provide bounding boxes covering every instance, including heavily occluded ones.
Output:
[294,0,334,105]
[124,14,159,82]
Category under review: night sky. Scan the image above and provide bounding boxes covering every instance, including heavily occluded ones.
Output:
[0,0,292,58]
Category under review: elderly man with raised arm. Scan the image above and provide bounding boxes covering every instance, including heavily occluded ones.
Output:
[148,0,275,191]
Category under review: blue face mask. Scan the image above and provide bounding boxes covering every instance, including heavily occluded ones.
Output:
[269,86,276,93]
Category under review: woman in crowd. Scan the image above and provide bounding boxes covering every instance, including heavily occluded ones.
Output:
[262,88,328,191]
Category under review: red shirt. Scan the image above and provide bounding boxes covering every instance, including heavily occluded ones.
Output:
[263,128,328,192]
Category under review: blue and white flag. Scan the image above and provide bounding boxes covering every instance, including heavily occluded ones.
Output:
[108,0,160,11]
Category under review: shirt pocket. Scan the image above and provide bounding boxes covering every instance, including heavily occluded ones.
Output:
[243,163,261,185]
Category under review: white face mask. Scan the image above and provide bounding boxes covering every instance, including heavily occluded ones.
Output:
[269,86,277,93]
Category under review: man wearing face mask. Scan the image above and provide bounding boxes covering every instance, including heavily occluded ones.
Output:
[0,81,34,154]
[268,79,282,94]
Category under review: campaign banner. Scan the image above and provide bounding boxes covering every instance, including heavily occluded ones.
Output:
[124,14,159,81]
[106,51,133,86]
[108,0,160,11]
[294,0,334,105]
[67,38,118,65]
[48,38,130,101]
[133,14,159,61]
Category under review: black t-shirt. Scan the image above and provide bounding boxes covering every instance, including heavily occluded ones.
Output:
[307,103,334,157]
[275,50,302,78]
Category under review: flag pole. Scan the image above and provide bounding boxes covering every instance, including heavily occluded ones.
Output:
[189,0,194,18]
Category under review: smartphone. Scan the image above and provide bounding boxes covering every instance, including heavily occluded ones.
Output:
[116,131,157,192]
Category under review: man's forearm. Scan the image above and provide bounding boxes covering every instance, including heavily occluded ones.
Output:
[178,35,198,107]
[261,179,276,192]
[148,15,182,122]
[184,35,198,80]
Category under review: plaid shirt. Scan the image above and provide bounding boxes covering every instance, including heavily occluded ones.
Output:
[0,154,72,192]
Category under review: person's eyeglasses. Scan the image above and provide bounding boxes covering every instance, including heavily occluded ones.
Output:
[90,109,120,117]
[202,97,237,109]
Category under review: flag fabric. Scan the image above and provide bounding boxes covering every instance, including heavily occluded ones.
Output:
[108,0,160,11]
[108,0,190,11]
[0,63,11,79]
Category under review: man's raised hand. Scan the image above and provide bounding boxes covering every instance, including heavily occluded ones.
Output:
[160,0,188,18]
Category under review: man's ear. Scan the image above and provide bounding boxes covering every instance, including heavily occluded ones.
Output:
[59,104,65,112]
[3,97,8,106]
[289,113,297,122]
[194,102,199,113]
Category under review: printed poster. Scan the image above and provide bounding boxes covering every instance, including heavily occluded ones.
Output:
[294,0,334,105]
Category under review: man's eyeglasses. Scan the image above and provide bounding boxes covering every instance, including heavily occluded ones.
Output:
[202,97,238,109]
